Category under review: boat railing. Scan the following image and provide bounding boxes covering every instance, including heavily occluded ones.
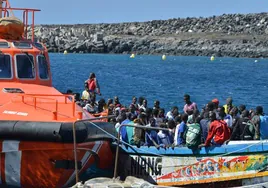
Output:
[0,0,41,42]
[14,93,76,120]
[72,115,116,184]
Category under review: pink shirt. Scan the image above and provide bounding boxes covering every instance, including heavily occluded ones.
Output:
[183,102,197,114]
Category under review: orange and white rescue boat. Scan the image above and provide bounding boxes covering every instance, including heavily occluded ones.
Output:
[0,1,115,187]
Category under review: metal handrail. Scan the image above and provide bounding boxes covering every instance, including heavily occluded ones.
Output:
[113,124,169,180]
[0,0,41,42]
[16,94,75,119]
[72,115,116,184]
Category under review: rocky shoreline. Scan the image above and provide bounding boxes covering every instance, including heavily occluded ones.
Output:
[32,13,268,58]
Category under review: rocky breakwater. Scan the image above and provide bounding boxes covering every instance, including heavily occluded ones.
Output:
[31,13,268,58]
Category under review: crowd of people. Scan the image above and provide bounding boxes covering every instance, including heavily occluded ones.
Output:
[71,73,268,149]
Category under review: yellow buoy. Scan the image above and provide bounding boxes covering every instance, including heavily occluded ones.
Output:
[64,50,68,55]
[210,55,215,61]
[130,53,135,58]
[162,54,166,61]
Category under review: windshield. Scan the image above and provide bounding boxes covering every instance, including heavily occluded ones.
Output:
[0,54,12,79]
[16,54,35,79]
[38,55,49,79]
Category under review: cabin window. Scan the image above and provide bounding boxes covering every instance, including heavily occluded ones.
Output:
[37,55,49,79]
[0,54,12,79]
[13,42,32,49]
[0,42,10,48]
[34,43,45,50]
[16,54,35,79]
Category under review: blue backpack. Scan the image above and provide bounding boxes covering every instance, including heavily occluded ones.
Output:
[260,115,268,139]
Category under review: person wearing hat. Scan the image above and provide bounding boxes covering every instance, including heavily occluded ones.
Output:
[212,98,219,109]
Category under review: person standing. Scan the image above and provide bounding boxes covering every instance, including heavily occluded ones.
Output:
[183,94,198,115]
[85,73,101,98]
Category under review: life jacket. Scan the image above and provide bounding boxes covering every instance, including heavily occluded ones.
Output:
[260,115,268,139]
[88,79,96,92]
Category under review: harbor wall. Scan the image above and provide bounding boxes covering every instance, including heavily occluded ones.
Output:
[32,13,268,58]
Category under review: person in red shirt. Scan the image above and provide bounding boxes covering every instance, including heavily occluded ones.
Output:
[199,111,230,148]
[85,73,101,98]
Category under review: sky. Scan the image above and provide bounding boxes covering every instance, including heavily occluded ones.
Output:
[9,0,268,24]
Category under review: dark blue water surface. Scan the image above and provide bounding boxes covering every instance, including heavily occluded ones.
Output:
[50,53,268,113]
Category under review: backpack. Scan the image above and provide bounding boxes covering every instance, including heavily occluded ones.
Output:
[242,120,255,140]
[260,115,268,139]
[185,123,201,149]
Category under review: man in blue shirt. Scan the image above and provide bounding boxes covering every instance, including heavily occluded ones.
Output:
[177,114,188,146]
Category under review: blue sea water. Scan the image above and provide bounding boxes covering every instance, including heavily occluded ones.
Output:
[50,53,268,113]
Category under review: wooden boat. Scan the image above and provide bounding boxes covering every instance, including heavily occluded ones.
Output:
[0,0,114,187]
[115,125,268,187]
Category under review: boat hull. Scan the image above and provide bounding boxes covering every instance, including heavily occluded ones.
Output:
[118,141,268,187]
[0,140,114,188]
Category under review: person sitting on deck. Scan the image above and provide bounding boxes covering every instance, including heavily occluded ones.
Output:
[166,106,179,121]
[200,111,210,142]
[173,115,182,146]
[175,113,188,146]
[131,96,139,111]
[153,100,161,111]
[145,108,153,125]
[157,123,173,148]
[183,94,198,115]
[144,113,158,147]
[199,111,230,148]
[139,99,148,112]
[97,98,106,113]
[114,96,121,107]
[230,107,240,130]
[219,106,233,129]
[188,109,200,124]
[81,85,90,104]
[223,97,234,115]
[138,96,145,110]
[230,110,254,140]
[158,108,166,122]
[152,109,161,127]
[167,119,176,143]
[120,112,134,144]
[238,104,246,116]
[184,113,202,149]
[212,98,219,109]
[115,114,125,132]
[251,106,267,140]
[129,104,138,118]
[83,95,98,113]
[208,101,219,119]
[131,118,145,146]
[107,98,113,107]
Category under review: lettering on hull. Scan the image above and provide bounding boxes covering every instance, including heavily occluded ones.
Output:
[130,156,162,176]
[3,110,28,116]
